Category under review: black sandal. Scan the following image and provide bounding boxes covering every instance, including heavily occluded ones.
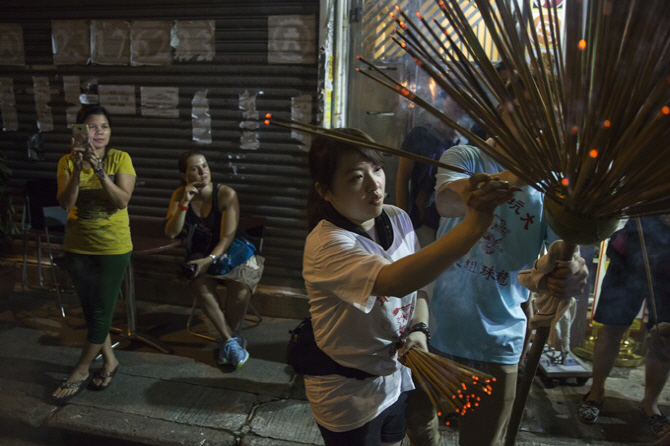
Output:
[577,392,603,424]
[645,411,670,437]
[88,364,119,391]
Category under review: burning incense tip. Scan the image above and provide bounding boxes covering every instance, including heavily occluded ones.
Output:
[578,40,587,50]
[603,119,611,127]
[662,106,670,115]
[265,113,272,118]
[589,149,598,158]
[417,12,423,19]
[561,178,570,187]
[571,125,579,135]
[263,120,271,125]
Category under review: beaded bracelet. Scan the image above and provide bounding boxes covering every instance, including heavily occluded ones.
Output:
[408,322,431,342]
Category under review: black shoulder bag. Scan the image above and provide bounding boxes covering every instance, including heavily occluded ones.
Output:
[286,318,376,380]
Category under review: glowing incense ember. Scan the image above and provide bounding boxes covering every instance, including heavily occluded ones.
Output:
[402,348,496,422]
[266,0,670,237]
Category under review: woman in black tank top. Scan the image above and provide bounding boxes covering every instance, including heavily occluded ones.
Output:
[165,151,262,370]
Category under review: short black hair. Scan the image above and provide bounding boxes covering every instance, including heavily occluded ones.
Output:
[76,105,111,126]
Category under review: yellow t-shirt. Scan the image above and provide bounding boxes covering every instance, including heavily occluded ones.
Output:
[57,148,136,255]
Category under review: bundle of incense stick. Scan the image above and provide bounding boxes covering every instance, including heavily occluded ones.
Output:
[268,0,670,222]
[403,347,495,422]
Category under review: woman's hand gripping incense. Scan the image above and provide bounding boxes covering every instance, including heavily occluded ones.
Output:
[466,173,520,213]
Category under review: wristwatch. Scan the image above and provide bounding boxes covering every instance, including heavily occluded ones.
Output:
[209,254,218,262]
[408,322,431,342]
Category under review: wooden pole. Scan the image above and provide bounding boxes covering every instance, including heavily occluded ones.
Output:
[505,241,576,446]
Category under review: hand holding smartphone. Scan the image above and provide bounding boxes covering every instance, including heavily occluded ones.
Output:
[71,124,89,153]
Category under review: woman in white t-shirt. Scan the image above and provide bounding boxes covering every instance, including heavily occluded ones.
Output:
[302,128,516,446]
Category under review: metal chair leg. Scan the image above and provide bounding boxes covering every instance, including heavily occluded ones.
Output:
[21,205,30,288]
[186,296,216,342]
[245,302,263,326]
[45,228,68,319]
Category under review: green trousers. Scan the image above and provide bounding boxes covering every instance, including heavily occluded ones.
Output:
[65,252,131,344]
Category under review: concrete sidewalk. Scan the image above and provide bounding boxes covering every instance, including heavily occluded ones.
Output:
[0,288,665,445]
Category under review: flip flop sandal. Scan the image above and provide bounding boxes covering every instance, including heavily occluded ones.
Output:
[88,365,120,391]
[577,393,603,424]
[51,375,89,404]
[647,413,670,437]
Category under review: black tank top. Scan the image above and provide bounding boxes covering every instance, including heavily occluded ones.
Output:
[184,183,222,257]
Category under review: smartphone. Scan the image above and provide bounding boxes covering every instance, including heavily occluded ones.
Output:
[72,124,89,152]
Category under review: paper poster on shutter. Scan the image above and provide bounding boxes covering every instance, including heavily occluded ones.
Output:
[63,76,81,105]
[33,77,54,132]
[91,20,131,65]
[171,20,215,62]
[291,94,313,150]
[63,76,82,127]
[0,24,25,66]
[268,15,316,64]
[131,21,172,66]
[141,87,179,118]
[192,89,211,144]
[52,20,90,65]
[0,78,18,131]
[238,90,260,150]
[99,85,136,115]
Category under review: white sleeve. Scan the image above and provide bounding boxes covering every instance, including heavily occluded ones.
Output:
[303,228,390,312]
[434,145,477,191]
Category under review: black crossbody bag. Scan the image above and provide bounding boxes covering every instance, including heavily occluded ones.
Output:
[285,206,394,380]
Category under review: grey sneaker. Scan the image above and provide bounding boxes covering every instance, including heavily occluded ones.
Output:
[233,333,247,350]
[216,339,229,365]
[223,337,249,370]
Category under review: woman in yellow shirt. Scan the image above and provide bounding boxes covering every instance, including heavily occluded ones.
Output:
[52,105,136,402]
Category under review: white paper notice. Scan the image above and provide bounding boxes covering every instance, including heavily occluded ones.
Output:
[268,15,316,64]
[131,21,172,66]
[192,89,211,144]
[91,20,131,65]
[52,20,90,65]
[66,105,80,127]
[291,94,313,150]
[63,76,81,105]
[0,24,25,66]
[141,86,179,118]
[171,20,215,62]
[0,78,18,131]
[238,90,260,150]
[99,84,136,115]
[33,77,54,132]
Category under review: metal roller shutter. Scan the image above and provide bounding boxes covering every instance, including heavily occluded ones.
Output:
[1,0,318,294]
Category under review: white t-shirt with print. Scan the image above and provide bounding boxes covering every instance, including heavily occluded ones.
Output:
[302,205,419,432]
